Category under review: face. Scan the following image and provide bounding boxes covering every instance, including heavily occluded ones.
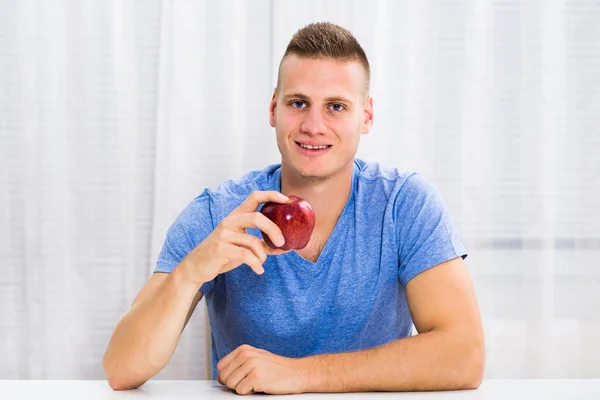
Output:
[269,55,374,182]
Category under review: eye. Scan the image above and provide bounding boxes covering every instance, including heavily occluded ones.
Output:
[291,101,306,109]
[329,103,345,112]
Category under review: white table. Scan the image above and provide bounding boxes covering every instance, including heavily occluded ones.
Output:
[1,379,600,399]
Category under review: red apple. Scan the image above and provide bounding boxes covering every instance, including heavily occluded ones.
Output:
[259,195,315,250]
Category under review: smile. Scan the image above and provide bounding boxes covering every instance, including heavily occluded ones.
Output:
[295,142,332,150]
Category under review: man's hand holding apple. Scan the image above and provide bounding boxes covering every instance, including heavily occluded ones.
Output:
[179,191,294,286]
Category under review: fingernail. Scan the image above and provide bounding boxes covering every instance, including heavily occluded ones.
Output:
[275,235,285,247]
[259,267,265,275]
[280,194,289,202]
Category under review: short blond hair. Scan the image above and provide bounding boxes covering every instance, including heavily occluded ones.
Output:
[277,22,370,93]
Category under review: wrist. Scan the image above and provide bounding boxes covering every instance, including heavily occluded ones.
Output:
[172,259,205,292]
[298,355,327,393]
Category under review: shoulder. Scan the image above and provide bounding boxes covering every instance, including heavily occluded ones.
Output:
[353,158,445,214]
[165,163,281,237]
[199,163,281,220]
[212,163,280,197]
[354,158,423,198]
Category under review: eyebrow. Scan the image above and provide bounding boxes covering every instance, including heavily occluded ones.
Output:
[282,93,353,104]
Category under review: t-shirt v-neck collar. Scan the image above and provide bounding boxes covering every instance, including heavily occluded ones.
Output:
[271,162,359,271]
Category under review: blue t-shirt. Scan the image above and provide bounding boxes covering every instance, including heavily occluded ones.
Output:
[154,158,467,379]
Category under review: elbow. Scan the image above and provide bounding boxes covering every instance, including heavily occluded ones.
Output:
[464,363,484,390]
[443,330,485,390]
[107,379,144,391]
[462,342,486,390]
[102,353,146,391]
[105,371,146,391]
[106,378,132,391]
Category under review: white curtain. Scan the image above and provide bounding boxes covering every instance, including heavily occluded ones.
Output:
[1,0,599,380]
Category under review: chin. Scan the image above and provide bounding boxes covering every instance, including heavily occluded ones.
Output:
[285,162,324,180]
[282,150,353,182]
[296,165,338,182]
[300,173,330,182]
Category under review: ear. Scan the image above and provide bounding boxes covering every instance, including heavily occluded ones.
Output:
[269,88,278,127]
[361,95,374,134]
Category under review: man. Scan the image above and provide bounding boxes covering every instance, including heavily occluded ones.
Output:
[103,22,485,395]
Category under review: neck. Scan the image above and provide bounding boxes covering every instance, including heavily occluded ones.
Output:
[280,161,354,229]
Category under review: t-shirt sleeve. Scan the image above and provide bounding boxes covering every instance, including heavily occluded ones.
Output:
[396,173,468,286]
[154,190,217,295]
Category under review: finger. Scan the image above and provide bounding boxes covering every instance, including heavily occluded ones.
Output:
[217,344,254,372]
[263,242,293,256]
[231,191,289,215]
[219,355,248,389]
[225,231,268,264]
[235,375,256,395]
[227,213,286,248]
[223,360,254,392]
[218,353,248,385]
[233,246,265,275]
[219,244,265,275]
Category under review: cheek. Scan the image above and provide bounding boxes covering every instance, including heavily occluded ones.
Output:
[336,118,362,143]
[275,109,294,128]
[281,117,306,140]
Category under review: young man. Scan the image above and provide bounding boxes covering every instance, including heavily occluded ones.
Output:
[103,22,485,395]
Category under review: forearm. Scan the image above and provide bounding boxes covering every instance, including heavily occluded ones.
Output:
[303,329,485,393]
[102,265,201,389]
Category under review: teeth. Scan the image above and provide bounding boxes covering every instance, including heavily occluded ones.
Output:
[299,143,329,150]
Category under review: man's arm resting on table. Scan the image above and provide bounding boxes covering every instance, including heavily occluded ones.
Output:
[102,265,203,391]
[301,256,485,392]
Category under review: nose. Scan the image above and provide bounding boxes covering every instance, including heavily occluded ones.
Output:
[299,107,327,136]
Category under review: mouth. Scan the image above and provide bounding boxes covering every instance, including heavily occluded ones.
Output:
[295,141,333,155]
